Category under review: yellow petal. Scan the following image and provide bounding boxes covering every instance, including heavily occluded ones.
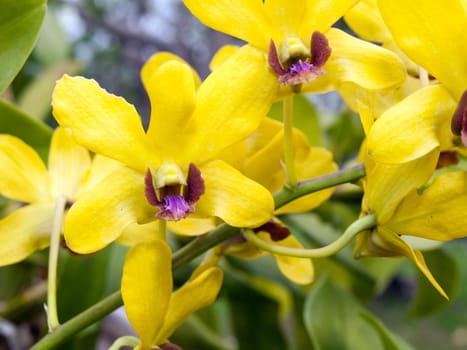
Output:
[0,135,51,203]
[116,221,164,246]
[373,227,447,298]
[257,231,314,284]
[185,45,277,163]
[364,153,438,223]
[122,241,173,349]
[52,75,152,173]
[299,0,358,40]
[141,52,201,89]
[197,160,274,228]
[64,168,155,254]
[78,155,122,195]
[142,60,197,164]
[387,172,467,241]
[182,0,273,50]
[304,28,406,92]
[0,203,55,266]
[263,0,306,40]
[209,45,240,71]
[367,85,456,164]
[344,0,392,43]
[168,217,217,236]
[155,267,223,344]
[48,127,91,199]
[377,0,467,100]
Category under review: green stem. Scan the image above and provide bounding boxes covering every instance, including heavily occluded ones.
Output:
[274,163,366,209]
[243,214,376,258]
[30,164,366,349]
[108,336,140,350]
[47,195,67,331]
[283,95,297,187]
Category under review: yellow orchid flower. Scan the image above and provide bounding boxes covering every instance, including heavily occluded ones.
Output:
[354,149,467,298]
[183,0,406,96]
[52,49,276,254]
[364,0,467,165]
[0,127,122,266]
[121,240,223,350]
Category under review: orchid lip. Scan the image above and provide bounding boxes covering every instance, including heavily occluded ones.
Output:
[144,163,205,221]
[268,30,331,86]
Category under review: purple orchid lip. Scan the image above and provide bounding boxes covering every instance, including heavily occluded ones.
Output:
[253,220,291,241]
[268,30,331,86]
[144,163,205,221]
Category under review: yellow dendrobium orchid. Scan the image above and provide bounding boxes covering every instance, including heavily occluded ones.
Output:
[225,117,338,284]
[52,48,277,254]
[122,240,223,350]
[0,127,121,265]
[183,0,406,97]
[365,0,467,165]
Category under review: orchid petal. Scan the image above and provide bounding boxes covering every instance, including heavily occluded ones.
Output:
[257,231,314,284]
[367,85,456,164]
[48,127,91,199]
[364,153,438,223]
[0,203,54,266]
[142,60,197,164]
[122,241,172,349]
[64,168,155,254]
[0,135,50,203]
[182,0,273,50]
[377,0,467,100]
[116,221,165,246]
[78,155,122,195]
[155,267,223,344]
[302,28,405,93]
[186,46,277,162]
[168,217,217,236]
[52,75,152,173]
[197,160,274,228]
[388,172,467,241]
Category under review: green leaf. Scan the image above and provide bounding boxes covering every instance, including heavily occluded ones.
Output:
[408,248,460,318]
[18,60,82,121]
[327,109,364,163]
[0,0,47,93]
[304,276,414,350]
[268,95,323,146]
[0,99,52,160]
[34,8,71,65]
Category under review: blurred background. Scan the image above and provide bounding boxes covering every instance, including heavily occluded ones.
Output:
[2,1,467,349]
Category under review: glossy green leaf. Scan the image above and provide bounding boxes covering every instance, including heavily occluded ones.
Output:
[18,60,82,121]
[408,248,460,318]
[0,0,47,93]
[304,276,414,350]
[268,94,323,146]
[0,99,52,160]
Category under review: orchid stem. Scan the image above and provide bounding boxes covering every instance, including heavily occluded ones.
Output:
[243,214,376,258]
[108,336,140,350]
[30,164,367,349]
[47,195,67,332]
[283,95,297,187]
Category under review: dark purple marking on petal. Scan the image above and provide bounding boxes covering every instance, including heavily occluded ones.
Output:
[451,90,467,137]
[268,40,286,75]
[144,170,160,206]
[253,220,291,242]
[185,163,205,204]
[310,30,331,68]
[156,195,194,221]
[436,151,459,169]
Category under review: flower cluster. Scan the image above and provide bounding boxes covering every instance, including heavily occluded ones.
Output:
[2,0,467,349]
